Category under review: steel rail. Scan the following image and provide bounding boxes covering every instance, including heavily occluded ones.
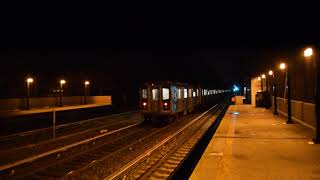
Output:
[0,110,137,140]
[105,104,218,180]
[0,122,141,171]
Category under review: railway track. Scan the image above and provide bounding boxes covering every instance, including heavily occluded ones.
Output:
[108,102,229,180]
[0,102,229,179]
[0,111,138,150]
[0,111,141,176]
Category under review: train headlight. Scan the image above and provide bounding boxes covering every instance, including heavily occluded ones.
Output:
[163,102,170,110]
[142,102,147,110]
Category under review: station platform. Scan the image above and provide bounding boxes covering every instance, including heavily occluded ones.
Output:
[0,103,109,119]
[190,105,320,180]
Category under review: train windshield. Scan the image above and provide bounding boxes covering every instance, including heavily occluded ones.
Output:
[152,89,159,100]
[178,89,182,99]
[162,88,170,100]
[142,89,147,99]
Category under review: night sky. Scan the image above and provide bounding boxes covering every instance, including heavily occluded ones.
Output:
[0,1,319,98]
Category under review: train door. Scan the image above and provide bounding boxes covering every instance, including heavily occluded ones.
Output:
[140,87,148,111]
[188,88,193,111]
[171,86,178,113]
[183,88,188,114]
[161,86,171,112]
[150,86,160,112]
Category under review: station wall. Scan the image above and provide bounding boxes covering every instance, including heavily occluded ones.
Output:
[271,97,316,128]
[0,96,112,110]
[251,77,315,129]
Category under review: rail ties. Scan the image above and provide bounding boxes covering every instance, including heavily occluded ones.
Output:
[111,102,229,180]
[0,102,229,179]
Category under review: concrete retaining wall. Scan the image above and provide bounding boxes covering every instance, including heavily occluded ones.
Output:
[0,96,112,110]
[271,97,316,128]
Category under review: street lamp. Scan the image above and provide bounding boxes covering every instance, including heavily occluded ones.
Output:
[303,47,319,143]
[84,80,90,104]
[279,62,292,123]
[59,79,66,107]
[269,70,278,115]
[304,47,313,57]
[280,63,286,70]
[26,77,34,110]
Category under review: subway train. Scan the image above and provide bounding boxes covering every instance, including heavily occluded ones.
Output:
[140,81,227,122]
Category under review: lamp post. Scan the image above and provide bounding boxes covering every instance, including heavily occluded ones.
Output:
[60,79,66,107]
[26,77,34,110]
[258,77,262,91]
[262,74,266,91]
[304,47,320,143]
[280,62,292,123]
[84,80,90,104]
[269,70,278,115]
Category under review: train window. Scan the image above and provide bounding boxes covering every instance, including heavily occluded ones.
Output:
[193,91,196,97]
[178,88,182,99]
[162,88,170,100]
[197,89,199,96]
[184,88,188,98]
[188,89,192,97]
[142,89,147,99]
[152,89,159,100]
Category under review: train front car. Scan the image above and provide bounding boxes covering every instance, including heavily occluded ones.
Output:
[140,82,182,123]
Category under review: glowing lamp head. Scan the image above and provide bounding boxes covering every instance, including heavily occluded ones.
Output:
[268,70,273,76]
[257,77,261,81]
[304,47,313,57]
[261,74,266,79]
[85,81,90,85]
[27,78,34,83]
[279,63,286,70]
[60,79,66,85]
[164,102,168,106]
[142,102,147,106]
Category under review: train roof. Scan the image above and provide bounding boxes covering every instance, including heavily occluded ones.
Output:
[143,81,189,86]
[142,81,204,88]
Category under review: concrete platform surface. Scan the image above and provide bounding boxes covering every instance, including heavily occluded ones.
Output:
[190,105,320,180]
[0,103,109,118]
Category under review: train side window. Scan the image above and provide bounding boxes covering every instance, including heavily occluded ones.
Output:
[193,91,196,97]
[142,89,148,99]
[188,89,192,97]
[152,89,159,100]
[162,88,170,100]
[178,89,182,99]
[183,88,188,98]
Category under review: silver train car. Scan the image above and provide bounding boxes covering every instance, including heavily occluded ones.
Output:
[140,81,218,122]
